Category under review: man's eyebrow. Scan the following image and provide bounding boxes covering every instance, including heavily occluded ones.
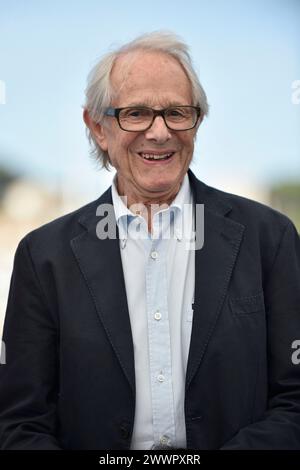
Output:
[123,102,149,108]
[122,101,189,108]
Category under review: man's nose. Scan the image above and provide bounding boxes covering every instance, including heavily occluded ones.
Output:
[144,115,172,142]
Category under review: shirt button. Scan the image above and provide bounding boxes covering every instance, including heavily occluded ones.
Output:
[154,311,162,320]
[157,373,165,383]
[150,250,158,260]
[160,435,170,446]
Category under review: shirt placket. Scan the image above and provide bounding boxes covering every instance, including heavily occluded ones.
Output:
[145,215,176,449]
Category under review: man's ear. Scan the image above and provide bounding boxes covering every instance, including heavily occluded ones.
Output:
[193,114,203,139]
[83,109,108,151]
[196,113,204,130]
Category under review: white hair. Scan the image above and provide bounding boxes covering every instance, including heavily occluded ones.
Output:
[84,31,209,170]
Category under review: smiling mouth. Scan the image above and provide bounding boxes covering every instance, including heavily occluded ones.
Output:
[138,152,175,161]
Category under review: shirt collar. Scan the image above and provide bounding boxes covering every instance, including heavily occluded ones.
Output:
[111,175,135,243]
[111,172,193,242]
[168,172,193,241]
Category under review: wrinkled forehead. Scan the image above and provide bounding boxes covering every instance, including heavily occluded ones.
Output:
[110,50,193,106]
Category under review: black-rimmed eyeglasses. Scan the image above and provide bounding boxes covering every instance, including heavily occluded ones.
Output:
[103,106,201,132]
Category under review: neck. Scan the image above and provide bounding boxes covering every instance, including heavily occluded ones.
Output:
[116,178,181,233]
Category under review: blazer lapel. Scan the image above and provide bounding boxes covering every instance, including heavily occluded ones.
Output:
[186,170,245,390]
[70,188,135,393]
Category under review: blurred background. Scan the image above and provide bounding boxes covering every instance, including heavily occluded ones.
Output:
[0,0,300,333]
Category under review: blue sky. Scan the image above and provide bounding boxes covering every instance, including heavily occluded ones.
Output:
[0,0,299,200]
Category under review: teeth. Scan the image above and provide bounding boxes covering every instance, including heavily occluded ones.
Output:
[141,153,173,160]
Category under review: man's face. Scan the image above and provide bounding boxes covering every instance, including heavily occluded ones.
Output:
[96,51,199,203]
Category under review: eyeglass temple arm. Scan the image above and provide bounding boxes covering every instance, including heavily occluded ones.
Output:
[104,107,118,117]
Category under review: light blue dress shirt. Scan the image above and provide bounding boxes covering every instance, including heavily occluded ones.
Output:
[111,173,195,450]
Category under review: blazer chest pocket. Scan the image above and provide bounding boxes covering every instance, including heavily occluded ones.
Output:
[229,291,265,315]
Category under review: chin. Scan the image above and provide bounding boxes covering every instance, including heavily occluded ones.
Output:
[143,178,176,194]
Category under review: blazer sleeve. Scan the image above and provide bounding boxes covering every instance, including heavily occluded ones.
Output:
[0,236,62,449]
[221,220,300,449]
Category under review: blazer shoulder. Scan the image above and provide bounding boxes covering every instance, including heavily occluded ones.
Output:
[202,180,293,230]
[15,192,107,257]
[193,177,299,261]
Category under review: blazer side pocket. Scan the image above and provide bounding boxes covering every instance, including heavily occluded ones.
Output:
[229,291,265,315]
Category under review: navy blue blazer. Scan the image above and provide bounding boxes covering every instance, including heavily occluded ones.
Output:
[0,169,300,449]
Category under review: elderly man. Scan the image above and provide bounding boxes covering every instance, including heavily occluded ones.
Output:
[0,31,300,451]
